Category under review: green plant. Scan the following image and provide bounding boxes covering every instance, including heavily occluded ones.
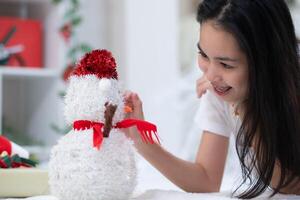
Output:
[52,0,92,82]
[51,0,92,134]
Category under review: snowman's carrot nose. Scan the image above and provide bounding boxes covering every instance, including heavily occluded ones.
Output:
[124,105,133,113]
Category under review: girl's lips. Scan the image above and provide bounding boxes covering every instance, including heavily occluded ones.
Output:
[213,85,232,96]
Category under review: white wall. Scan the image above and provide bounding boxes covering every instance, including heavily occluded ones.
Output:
[28,0,110,145]
[107,0,184,152]
[77,0,109,49]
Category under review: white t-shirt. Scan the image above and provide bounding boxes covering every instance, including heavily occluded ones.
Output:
[194,91,242,138]
[193,91,244,190]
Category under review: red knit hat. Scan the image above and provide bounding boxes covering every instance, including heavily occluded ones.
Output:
[73,49,118,79]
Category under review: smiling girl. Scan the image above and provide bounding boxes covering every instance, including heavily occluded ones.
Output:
[124,0,300,198]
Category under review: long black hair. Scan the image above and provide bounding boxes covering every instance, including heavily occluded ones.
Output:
[197,0,300,198]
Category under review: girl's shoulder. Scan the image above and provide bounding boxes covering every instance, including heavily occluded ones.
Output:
[200,90,233,117]
[195,91,241,137]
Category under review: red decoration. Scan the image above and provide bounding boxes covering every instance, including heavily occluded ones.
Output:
[0,136,37,168]
[73,119,159,150]
[0,154,36,168]
[73,49,118,79]
[0,135,12,155]
[62,63,75,82]
[0,159,7,168]
[0,17,43,68]
[60,23,72,43]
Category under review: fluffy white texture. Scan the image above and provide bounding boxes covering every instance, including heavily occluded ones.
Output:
[98,78,112,91]
[49,129,137,200]
[64,75,124,125]
[50,74,137,200]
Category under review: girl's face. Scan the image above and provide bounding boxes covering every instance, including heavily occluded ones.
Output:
[198,20,248,104]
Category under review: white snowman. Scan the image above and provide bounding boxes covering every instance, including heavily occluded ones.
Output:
[48,49,158,200]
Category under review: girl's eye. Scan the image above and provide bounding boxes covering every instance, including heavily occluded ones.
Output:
[198,50,208,59]
[196,43,208,59]
[221,62,234,69]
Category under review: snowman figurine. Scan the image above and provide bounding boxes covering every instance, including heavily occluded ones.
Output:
[49,49,159,200]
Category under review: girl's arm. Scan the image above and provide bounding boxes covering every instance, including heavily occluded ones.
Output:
[123,92,229,192]
[136,131,229,192]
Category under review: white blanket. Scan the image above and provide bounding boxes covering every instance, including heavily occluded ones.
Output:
[2,191,300,200]
[2,158,300,200]
[133,190,300,200]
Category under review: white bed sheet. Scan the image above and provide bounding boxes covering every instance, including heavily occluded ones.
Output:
[133,190,300,200]
[133,158,300,200]
[2,190,299,200]
[2,155,300,200]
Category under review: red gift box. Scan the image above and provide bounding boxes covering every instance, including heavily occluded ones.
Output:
[0,17,43,68]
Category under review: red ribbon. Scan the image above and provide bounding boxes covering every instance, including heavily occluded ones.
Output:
[0,135,12,155]
[73,119,159,150]
[73,121,104,150]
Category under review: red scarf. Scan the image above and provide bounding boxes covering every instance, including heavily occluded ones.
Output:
[73,119,159,149]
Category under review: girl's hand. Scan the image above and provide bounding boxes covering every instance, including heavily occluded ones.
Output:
[122,91,145,143]
[123,91,144,120]
[196,75,212,98]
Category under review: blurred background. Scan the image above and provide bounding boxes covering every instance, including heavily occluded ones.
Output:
[0,0,299,192]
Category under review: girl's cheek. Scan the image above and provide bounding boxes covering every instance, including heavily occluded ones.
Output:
[198,57,208,73]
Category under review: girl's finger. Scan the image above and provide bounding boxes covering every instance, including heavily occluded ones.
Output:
[196,76,212,98]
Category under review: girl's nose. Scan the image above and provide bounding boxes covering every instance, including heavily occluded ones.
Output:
[205,64,220,83]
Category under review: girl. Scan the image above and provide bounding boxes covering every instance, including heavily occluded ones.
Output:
[124,0,300,198]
